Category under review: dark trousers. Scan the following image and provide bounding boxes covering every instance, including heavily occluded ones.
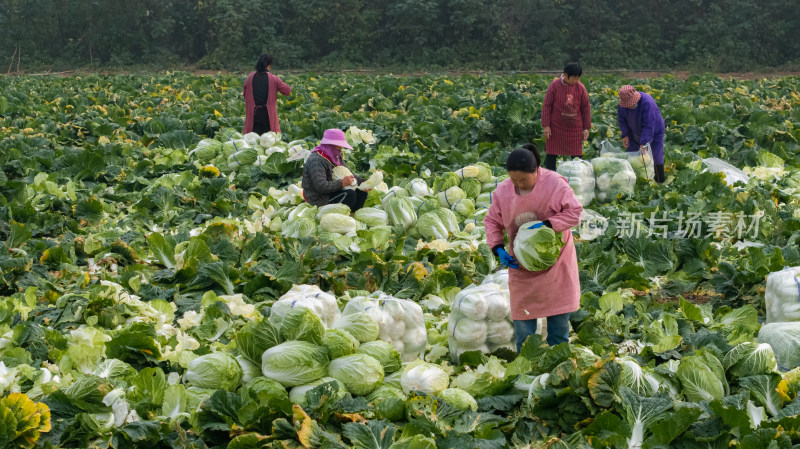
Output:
[654,164,665,183]
[252,107,271,134]
[544,154,581,171]
[328,189,367,212]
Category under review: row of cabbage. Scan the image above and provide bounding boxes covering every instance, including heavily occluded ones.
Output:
[187,129,509,254]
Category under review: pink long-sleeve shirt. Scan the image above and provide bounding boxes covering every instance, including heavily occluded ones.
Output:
[484,169,583,320]
[242,71,291,134]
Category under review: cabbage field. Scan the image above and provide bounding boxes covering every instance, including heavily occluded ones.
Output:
[1,72,800,448]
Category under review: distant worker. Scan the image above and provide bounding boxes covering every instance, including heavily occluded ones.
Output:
[302,129,367,212]
[617,85,666,183]
[541,62,592,171]
[484,143,583,351]
[243,53,291,135]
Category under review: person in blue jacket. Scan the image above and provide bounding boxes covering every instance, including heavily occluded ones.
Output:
[617,85,666,183]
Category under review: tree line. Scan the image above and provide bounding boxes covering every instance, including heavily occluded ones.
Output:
[2,0,798,72]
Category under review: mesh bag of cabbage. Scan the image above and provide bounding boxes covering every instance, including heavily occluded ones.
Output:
[341,292,427,362]
[448,282,516,362]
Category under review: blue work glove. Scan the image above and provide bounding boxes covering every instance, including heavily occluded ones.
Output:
[497,248,519,269]
[527,220,552,230]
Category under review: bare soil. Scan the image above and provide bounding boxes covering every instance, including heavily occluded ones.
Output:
[11,68,800,79]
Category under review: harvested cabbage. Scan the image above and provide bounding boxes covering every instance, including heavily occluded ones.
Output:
[269,284,340,328]
[451,317,488,348]
[227,148,259,169]
[358,340,402,374]
[320,213,358,235]
[384,197,417,229]
[358,170,384,191]
[486,320,515,345]
[476,192,492,209]
[459,178,482,199]
[221,139,250,159]
[323,329,360,359]
[343,293,427,361]
[433,172,460,192]
[449,282,515,361]
[417,211,450,241]
[184,352,242,391]
[328,354,385,395]
[259,131,281,148]
[317,203,351,220]
[764,267,800,323]
[438,388,478,411]
[333,311,380,343]
[241,377,288,403]
[591,157,636,203]
[281,217,317,239]
[401,361,449,395]
[243,132,260,147]
[557,159,595,206]
[190,138,222,163]
[354,207,389,227]
[280,307,325,345]
[217,129,243,142]
[437,186,466,208]
[407,178,432,197]
[332,166,357,189]
[261,341,329,387]
[236,355,261,384]
[456,163,492,182]
[758,322,800,370]
[452,198,475,219]
[513,221,565,271]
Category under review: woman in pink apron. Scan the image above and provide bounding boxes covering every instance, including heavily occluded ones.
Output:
[484,144,583,350]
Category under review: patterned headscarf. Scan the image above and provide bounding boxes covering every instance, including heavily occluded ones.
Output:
[619,85,642,109]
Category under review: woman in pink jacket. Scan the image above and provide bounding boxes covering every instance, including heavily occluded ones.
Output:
[242,53,291,135]
[484,143,583,350]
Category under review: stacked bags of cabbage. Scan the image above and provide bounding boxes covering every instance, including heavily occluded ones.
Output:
[448,282,514,362]
[341,292,427,362]
[556,159,595,206]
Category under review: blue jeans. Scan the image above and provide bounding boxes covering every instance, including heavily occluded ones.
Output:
[514,312,571,352]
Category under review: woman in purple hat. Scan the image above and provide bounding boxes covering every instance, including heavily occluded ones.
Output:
[302,129,367,212]
[617,85,666,183]
[243,53,291,135]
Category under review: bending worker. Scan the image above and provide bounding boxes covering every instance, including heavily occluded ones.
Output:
[617,85,666,183]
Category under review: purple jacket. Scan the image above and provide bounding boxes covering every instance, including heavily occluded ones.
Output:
[617,92,665,151]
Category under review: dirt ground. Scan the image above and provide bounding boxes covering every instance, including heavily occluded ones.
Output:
[13,68,800,79]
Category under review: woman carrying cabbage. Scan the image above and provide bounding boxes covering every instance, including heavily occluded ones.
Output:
[302,128,368,212]
[617,85,666,183]
[243,53,291,135]
[484,144,583,351]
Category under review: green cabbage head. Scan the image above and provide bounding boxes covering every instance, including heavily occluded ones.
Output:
[328,354,385,395]
[261,340,329,387]
[184,352,243,391]
[513,221,565,271]
[438,387,478,411]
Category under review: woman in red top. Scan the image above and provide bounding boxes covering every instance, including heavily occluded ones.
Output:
[541,63,591,171]
[242,53,291,135]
